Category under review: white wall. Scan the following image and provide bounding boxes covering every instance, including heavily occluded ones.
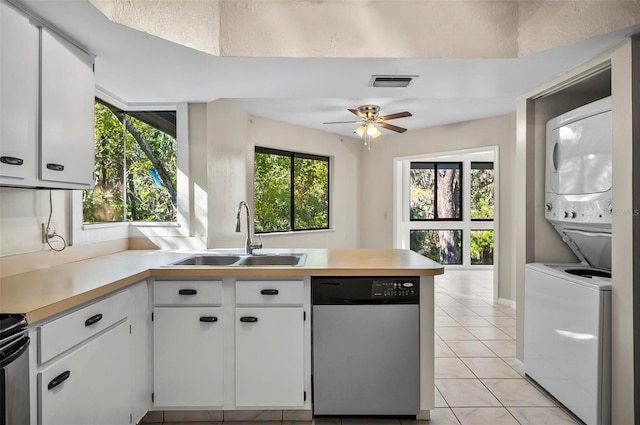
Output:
[0,188,69,256]
[359,114,515,301]
[205,98,250,249]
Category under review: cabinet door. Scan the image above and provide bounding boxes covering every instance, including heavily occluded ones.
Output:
[39,321,131,425]
[153,307,224,407]
[235,307,304,407]
[0,2,37,185]
[39,27,94,188]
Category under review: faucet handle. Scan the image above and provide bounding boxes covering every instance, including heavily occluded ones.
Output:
[250,234,263,250]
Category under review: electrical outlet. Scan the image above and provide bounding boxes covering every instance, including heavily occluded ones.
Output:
[42,222,58,244]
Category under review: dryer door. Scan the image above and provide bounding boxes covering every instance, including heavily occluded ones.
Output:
[548,111,611,195]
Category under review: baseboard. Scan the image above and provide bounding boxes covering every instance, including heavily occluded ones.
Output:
[498,297,516,309]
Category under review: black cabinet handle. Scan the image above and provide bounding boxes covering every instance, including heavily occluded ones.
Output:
[240,316,258,323]
[1,156,24,166]
[84,313,103,327]
[199,316,218,323]
[178,289,197,295]
[48,371,70,390]
[46,163,64,171]
[260,289,279,295]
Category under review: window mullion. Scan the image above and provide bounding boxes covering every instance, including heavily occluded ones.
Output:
[290,152,295,231]
[122,113,128,222]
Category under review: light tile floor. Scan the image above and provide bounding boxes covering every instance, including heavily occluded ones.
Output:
[154,270,580,425]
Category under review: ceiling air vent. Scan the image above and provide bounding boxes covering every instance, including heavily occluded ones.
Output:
[369,75,418,88]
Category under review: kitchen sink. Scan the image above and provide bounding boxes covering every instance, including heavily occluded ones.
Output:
[238,254,306,266]
[169,254,243,266]
[167,253,306,267]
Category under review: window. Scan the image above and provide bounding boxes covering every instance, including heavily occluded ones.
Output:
[470,162,494,220]
[470,229,494,265]
[83,99,177,224]
[254,147,329,233]
[410,229,463,265]
[401,155,494,267]
[410,162,462,220]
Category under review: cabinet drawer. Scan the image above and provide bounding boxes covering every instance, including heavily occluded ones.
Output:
[39,290,128,364]
[236,281,304,306]
[154,281,222,306]
[39,321,131,425]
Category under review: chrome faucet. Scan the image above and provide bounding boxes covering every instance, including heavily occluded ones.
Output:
[235,201,262,255]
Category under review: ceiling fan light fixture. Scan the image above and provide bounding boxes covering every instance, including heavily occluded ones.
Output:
[354,125,366,138]
[366,122,382,138]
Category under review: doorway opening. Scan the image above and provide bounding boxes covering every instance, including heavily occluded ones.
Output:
[393,147,499,302]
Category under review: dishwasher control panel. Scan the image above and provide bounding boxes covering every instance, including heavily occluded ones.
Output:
[371,281,417,300]
[311,277,420,304]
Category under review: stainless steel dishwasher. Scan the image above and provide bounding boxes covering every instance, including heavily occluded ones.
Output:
[312,276,420,417]
[0,313,30,425]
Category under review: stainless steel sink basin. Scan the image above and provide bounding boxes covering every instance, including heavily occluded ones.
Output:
[170,254,243,266]
[167,253,306,267]
[238,254,306,266]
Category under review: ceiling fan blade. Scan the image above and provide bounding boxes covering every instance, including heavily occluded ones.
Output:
[348,108,366,118]
[378,111,412,121]
[378,121,407,133]
[323,120,362,124]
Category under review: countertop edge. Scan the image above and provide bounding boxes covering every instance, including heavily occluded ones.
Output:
[3,249,444,324]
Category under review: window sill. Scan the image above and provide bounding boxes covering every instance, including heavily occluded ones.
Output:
[257,228,334,237]
[82,221,179,231]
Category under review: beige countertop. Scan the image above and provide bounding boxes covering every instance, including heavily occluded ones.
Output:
[0,248,443,324]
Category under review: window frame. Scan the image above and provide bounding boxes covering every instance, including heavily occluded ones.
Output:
[397,151,496,270]
[84,97,178,225]
[409,161,463,222]
[71,93,188,247]
[470,161,495,222]
[254,146,330,233]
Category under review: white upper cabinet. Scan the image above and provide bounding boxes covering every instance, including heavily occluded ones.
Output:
[0,2,38,186]
[39,28,94,188]
[0,3,95,189]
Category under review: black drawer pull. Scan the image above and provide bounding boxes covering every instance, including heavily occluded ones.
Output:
[260,289,279,295]
[240,316,258,323]
[178,289,197,295]
[84,313,103,327]
[46,163,64,171]
[48,371,70,390]
[199,316,218,323]
[1,156,24,166]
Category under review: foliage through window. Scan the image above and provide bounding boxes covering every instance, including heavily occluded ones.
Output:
[470,162,494,220]
[83,99,177,223]
[471,230,494,265]
[410,229,463,265]
[410,162,462,220]
[254,147,329,233]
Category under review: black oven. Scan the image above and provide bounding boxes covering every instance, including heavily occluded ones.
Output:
[0,314,30,425]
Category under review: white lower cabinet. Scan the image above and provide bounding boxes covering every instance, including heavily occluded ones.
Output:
[153,307,224,407]
[150,278,309,412]
[235,307,305,407]
[38,321,130,425]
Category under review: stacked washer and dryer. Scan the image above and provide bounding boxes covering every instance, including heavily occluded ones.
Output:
[524,97,612,425]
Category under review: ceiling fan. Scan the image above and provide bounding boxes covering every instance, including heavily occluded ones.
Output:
[323,105,412,148]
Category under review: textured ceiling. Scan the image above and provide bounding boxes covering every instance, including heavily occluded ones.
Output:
[14,0,640,136]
